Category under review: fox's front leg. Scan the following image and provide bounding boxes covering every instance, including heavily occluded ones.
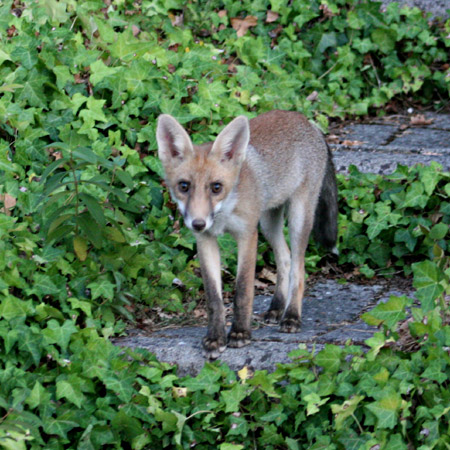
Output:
[228,228,258,348]
[196,234,227,359]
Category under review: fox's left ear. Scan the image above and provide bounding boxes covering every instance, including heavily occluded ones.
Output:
[210,116,249,166]
[156,114,194,166]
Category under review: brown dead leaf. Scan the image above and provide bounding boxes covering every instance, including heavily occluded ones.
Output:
[259,267,277,284]
[342,139,365,146]
[218,10,227,18]
[319,4,336,17]
[74,73,84,84]
[131,25,140,37]
[327,134,340,144]
[410,114,434,126]
[266,10,279,22]
[0,194,16,215]
[169,12,184,27]
[193,308,207,319]
[231,15,257,37]
[306,90,319,102]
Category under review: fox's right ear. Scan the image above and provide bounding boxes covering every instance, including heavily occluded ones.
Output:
[156,114,194,165]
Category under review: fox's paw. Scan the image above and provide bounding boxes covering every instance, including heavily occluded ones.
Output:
[228,329,251,348]
[264,308,282,324]
[279,316,301,333]
[202,336,227,360]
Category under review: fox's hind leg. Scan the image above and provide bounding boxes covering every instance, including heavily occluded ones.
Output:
[280,188,316,333]
[260,205,291,323]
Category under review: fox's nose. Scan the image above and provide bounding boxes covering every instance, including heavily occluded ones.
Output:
[192,219,206,231]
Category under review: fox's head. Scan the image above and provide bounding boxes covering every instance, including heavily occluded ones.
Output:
[156,114,250,233]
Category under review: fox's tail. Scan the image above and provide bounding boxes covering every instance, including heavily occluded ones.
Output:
[313,145,338,254]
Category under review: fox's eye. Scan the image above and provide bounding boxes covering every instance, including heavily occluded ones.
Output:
[211,182,222,194]
[178,181,190,193]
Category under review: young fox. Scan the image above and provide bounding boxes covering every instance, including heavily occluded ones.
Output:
[156,110,338,359]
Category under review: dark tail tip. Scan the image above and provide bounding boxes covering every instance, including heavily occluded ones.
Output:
[313,146,338,253]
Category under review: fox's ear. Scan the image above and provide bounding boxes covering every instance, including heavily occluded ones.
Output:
[210,116,249,166]
[156,114,194,165]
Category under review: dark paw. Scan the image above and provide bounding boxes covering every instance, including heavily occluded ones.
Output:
[280,316,301,333]
[228,329,251,348]
[264,308,282,324]
[202,336,227,360]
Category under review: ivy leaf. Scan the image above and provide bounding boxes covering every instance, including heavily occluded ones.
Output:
[365,388,401,429]
[42,0,70,24]
[43,418,79,439]
[89,59,120,85]
[87,278,115,301]
[428,223,448,240]
[56,378,85,408]
[403,182,428,208]
[103,374,135,402]
[18,79,47,108]
[221,383,249,413]
[183,364,222,395]
[53,65,73,90]
[30,273,60,299]
[412,260,445,311]
[0,295,34,320]
[303,393,329,416]
[331,396,365,430]
[26,381,52,409]
[11,46,38,70]
[371,28,397,54]
[18,327,43,366]
[362,296,410,329]
[315,345,342,374]
[42,319,78,352]
[365,202,391,239]
[109,30,152,61]
[422,360,448,383]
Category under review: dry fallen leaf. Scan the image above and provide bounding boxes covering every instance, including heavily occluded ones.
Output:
[410,114,434,126]
[231,15,257,38]
[131,25,140,37]
[259,267,277,284]
[306,90,319,102]
[0,193,16,215]
[266,10,279,23]
[342,139,365,146]
[218,10,227,18]
[327,134,340,144]
[172,387,188,398]
[169,12,183,27]
[319,4,336,17]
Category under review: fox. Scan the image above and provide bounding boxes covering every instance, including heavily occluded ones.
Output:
[156,110,338,359]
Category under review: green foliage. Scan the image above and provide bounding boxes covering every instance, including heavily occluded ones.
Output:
[0,0,450,448]
[336,163,450,276]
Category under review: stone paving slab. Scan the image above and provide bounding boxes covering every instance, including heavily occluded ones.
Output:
[387,129,450,154]
[332,149,450,174]
[329,113,450,173]
[114,279,413,376]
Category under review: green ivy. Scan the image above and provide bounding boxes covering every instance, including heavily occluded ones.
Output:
[1,0,450,448]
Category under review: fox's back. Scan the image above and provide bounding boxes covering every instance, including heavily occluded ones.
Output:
[244,110,328,210]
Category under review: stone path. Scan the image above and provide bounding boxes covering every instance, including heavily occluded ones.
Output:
[114,113,449,376]
[329,112,450,174]
[115,278,413,376]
